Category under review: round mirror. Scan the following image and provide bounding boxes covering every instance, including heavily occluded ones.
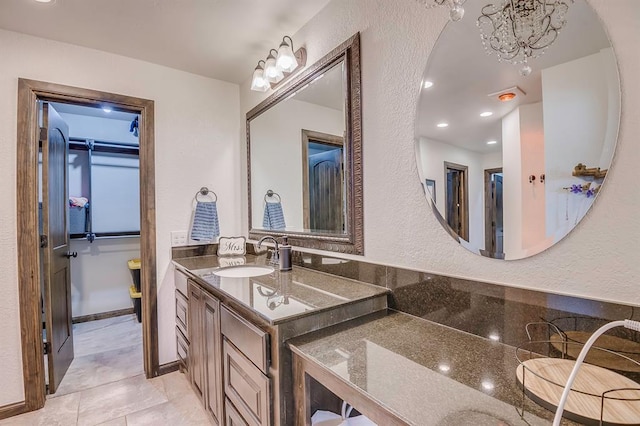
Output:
[415,0,620,260]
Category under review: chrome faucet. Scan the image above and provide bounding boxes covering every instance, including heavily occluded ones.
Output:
[258,236,280,266]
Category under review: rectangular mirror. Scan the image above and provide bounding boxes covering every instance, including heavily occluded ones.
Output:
[247,33,362,254]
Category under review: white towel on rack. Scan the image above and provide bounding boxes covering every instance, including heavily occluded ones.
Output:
[262,201,286,230]
[190,201,220,241]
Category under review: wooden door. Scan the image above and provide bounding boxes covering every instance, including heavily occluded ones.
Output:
[188,281,205,400]
[41,103,74,394]
[309,149,343,233]
[445,162,469,241]
[202,292,223,425]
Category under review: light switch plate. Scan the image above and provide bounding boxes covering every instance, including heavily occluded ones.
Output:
[171,231,188,247]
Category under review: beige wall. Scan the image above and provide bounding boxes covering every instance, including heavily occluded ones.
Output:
[241,0,639,303]
[0,28,240,406]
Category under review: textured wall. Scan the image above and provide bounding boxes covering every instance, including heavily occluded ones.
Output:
[240,0,639,305]
[0,28,240,406]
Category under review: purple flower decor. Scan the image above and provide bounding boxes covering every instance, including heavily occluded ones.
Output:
[585,188,596,198]
[570,184,583,194]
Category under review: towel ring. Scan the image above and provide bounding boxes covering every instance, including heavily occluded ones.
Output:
[264,189,281,203]
[195,187,217,202]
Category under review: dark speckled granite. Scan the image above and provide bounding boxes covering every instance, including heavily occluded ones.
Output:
[173,253,389,325]
[289,311,580,426]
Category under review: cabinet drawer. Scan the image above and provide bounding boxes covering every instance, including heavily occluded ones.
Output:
[175,289,189,338]
[175,269,189,297]
[225,398,249,426]
[176,326,189,370]
[223,340,270,426]
[221,306,269,374]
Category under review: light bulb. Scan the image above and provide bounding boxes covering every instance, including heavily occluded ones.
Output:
[276,38,298,73]
[450,4,464,21]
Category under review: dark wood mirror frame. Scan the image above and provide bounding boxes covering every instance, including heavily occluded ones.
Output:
[247,33,363,255]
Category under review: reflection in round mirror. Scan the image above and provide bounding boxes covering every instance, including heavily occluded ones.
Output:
[415,0,620,260]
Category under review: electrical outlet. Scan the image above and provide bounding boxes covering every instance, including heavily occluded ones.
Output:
[171,231,188,247]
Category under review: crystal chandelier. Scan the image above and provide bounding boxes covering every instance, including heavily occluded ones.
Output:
[416,0,467,21]
[477,0,572,76]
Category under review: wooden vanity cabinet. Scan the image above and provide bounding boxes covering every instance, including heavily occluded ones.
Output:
[188,280,224,425]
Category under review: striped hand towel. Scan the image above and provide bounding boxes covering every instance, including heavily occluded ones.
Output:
[190,201,220,241]
[262,201,286,230]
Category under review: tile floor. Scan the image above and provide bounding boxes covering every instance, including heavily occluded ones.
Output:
[1,315,210,425]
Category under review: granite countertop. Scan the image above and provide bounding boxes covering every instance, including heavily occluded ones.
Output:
[173,254,389,325]
[288,310,580,426]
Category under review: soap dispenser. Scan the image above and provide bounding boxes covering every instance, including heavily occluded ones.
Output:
[279,237,292,271]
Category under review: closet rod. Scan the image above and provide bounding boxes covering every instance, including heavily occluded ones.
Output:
[69,138,139,155]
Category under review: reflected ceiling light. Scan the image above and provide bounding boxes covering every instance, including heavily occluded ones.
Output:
[498,92,516,102]
[487,140,498,145]
[477,0,572,76]
[423,80,434,89]
[438,363,451,373]
[481,380,495,391]
[417,0,466,22]
[250,60,269,92]
[250,36,306,92]
[102,107,112,113]
[480,111,493,117]
[264,49,284,84]
[35,0,54,3]
[437,122,449,128]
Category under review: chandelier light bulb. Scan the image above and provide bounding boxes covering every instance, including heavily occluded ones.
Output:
[264,50,284,84]
[450,4,465,21]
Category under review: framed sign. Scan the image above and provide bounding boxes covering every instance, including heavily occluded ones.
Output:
[217,236,246,256]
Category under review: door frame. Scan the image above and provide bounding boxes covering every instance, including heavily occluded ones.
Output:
[443,161,469,241]
[16,79,158,412]
[301,129,344,230]
[484,167,503,256]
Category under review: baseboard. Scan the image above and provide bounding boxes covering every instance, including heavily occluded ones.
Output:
[157,360,181,376]
[0,401,28,420]
[72,308,134,324]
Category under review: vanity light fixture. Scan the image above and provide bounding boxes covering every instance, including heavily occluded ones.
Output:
[250,36,307,92]
[437,122,449,128]
[276,36,298,72]
[477,0,572,76]
[264,49,284,84]
[250,60,270,92]
[480,111,493,117]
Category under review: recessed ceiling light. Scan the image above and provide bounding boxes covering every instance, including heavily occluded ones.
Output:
[423,81,434,89]
[487,140,498,145]
[437,122,449,128]
[480,111,493,117]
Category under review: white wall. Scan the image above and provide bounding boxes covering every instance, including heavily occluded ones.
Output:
[250,98,343,231]
[417,137,494,252]
[0,29,240,406]
[241,0,639,304]
[70,238,141,317]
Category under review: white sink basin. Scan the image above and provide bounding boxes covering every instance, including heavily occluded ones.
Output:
[213,265,274,278]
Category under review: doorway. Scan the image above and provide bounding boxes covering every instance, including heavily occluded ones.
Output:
[16,79,158,414]
[484,168,504,258]
[40,102,143,396]
[301,129,345,233]
[444,161,469,241]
